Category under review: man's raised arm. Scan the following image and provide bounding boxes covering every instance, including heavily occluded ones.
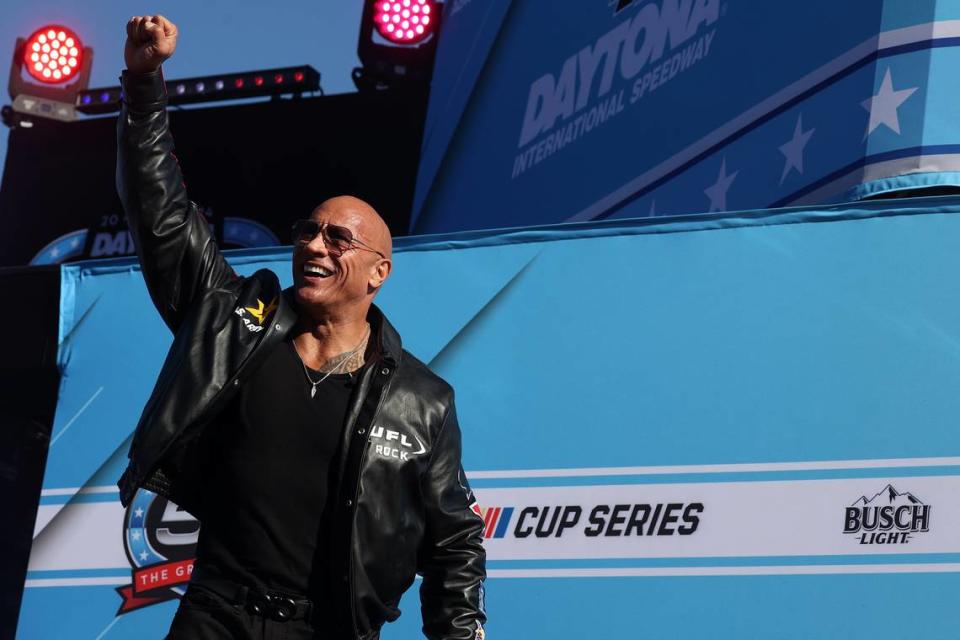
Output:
[117,15,236,333]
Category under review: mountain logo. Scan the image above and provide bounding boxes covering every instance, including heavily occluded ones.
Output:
[843,484,931,545]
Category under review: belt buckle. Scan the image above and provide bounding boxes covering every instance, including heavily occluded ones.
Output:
[264,593,297,621]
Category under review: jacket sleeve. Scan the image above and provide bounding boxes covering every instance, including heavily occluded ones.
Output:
[419,399,487,640]
[116,68,237,333]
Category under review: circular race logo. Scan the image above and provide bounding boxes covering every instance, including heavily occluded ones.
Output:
[116,489,200,614]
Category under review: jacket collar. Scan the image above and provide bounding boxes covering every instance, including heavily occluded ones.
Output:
[368,303,402,367]
[278,288,402,367]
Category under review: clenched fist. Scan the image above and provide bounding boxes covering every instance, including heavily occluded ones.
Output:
[124,15,178,75]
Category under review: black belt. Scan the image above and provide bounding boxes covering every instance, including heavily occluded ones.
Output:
[189,568,315,622]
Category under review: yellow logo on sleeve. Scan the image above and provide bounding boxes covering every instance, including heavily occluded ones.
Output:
[244,297,278,325]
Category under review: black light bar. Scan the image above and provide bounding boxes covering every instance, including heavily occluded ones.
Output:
[75,65,320,114]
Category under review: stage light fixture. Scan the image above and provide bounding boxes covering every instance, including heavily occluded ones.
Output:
[374,0,436,44]
[24,26,84,83]
[76,65,321,115]
[355,0,443,91]
[7,23,94,123]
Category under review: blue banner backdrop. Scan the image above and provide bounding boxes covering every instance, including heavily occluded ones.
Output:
[21,198,960,638]
[413,0,960,234]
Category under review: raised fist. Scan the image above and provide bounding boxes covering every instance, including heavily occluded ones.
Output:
[124,15,178,75]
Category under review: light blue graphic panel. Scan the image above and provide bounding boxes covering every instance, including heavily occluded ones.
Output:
[20,197,960,638]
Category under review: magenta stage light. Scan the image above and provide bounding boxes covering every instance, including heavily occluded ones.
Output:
[374,0,435,44]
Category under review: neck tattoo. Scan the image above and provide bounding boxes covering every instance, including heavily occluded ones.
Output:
[292,324,370,398]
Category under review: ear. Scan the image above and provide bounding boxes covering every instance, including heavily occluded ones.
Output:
[368,258,392,291]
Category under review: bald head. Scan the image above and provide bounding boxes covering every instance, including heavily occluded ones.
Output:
[311,195,392,260]
[293,195,393,317]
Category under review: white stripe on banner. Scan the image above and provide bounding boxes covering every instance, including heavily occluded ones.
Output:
[25,577,130,588]
[565,20,960,223]
[488,564,960,578]
[40,457,960,497]
[474,476,959,560]
[23,565,960,587]
[30,503,129,571]
[42,455,960,497]
[40,486,119,497]
[29,462,960,585]
[466,455,960,478]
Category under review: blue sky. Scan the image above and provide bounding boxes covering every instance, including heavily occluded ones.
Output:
[0,1,365,178]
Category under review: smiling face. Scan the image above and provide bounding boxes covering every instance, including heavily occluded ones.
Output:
[292,196,392,320]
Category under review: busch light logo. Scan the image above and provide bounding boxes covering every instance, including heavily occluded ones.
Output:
[116,489,200,613]
[843,484,931,545]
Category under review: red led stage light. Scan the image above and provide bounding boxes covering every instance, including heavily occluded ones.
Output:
[23,26,84,84]
[374,0,435,44]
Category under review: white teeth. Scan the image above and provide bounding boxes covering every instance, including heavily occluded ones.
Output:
[304,265,333,277]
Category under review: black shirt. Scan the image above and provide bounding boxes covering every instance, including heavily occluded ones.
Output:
[195,338,354,597]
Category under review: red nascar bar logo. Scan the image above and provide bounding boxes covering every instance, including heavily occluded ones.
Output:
[480,506,515,539]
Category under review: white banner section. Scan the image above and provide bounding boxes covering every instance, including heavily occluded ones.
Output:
[472,476,960,560]
[26,474,960,585]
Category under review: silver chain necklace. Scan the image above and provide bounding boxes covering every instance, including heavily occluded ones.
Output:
[292,324,370,398]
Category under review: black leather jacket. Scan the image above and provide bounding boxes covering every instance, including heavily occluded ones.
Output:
[115,69,486,640]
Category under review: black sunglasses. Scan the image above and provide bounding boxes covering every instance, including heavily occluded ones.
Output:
[291,220,386,258]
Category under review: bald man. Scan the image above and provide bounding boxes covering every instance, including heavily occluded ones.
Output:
[117,15,487,640]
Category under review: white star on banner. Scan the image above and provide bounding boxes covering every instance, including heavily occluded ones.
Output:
[779,114,815,184]
[70,237,81,248]
[134,508,144,518]
[861,68,917,137]
[139,550,149,561]
[131,531,141,541]
[50,247,60,258]
[704,158,738,212]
